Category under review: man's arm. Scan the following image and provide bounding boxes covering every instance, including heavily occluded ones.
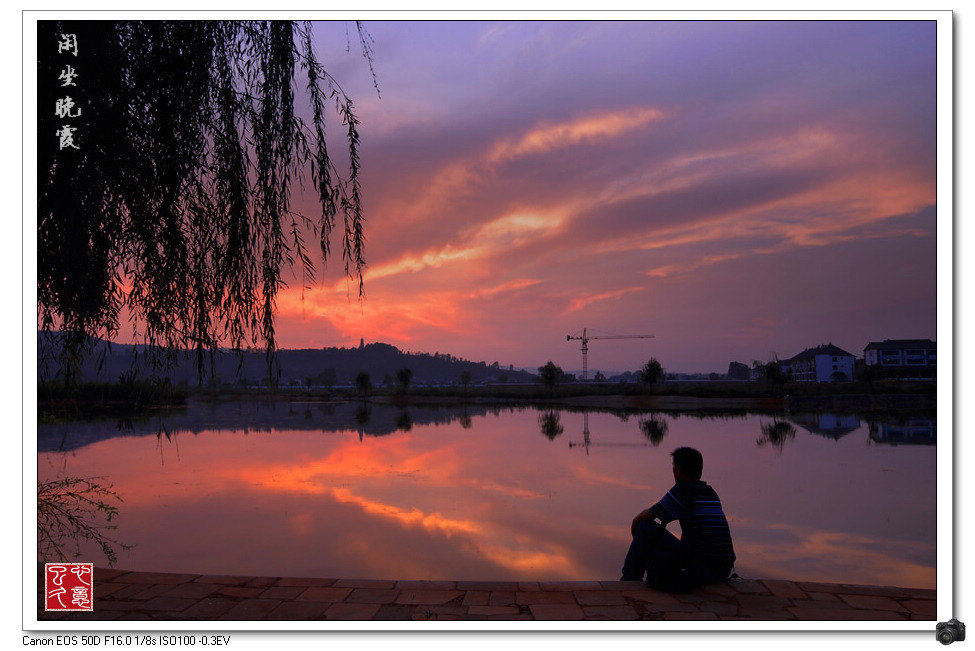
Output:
[631,507,657,537]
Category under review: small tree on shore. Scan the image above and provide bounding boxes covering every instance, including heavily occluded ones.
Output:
[459,370,473,394]
[639,358,664,386]
[538,361,565,392]
[396,367,413,393]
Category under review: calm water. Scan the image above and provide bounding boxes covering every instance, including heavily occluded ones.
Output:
[37,400,937,589]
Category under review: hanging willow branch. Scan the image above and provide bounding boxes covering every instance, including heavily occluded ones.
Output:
[37,20,371,381]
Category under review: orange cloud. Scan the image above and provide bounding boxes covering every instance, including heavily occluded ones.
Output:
[563,287,646,313]
[362,211,567,283]
[486,107,667,164]
[401,107,668,229]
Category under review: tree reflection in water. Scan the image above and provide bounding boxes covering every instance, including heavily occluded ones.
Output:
[538,410,564,440]
[757,417,797,453]
[637,413,669,447]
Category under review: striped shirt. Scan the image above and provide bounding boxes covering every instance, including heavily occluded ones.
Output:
[650,480,736,568]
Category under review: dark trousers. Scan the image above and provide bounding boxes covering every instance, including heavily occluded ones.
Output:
[621,520,731,590]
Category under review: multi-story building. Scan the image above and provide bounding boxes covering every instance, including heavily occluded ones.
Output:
[786,343,856,383]
[863,339,936,380]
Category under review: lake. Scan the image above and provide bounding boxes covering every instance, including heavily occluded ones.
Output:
[37,399,937,589]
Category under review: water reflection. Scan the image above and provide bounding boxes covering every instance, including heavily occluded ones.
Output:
[538,410,564,440]
[756,417,797,453]
[638,413,669,447]
[36,400,937,589]
[869,419,937,446]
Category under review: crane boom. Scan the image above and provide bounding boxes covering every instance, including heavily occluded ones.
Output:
[566,328,655,380]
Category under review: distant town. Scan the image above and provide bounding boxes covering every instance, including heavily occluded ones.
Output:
[37,332,936,390]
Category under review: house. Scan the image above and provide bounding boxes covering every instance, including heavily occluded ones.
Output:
[786,343,856,383]
[863,339,936,380]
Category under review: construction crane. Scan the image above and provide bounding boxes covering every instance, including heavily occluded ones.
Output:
[566,328,655,380]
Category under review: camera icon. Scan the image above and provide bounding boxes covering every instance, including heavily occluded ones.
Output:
[937,619,965,645]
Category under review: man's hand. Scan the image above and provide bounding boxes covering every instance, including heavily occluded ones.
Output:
[631,508,654,537]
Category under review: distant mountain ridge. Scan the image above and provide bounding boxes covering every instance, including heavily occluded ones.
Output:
[36,332,538,387]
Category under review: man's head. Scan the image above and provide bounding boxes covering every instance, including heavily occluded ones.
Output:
[671,447,703,481]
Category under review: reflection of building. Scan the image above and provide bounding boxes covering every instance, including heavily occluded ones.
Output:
[869,419,937,445]
[863,339,936,380]
[787,413,860,440]
[785,343,856,383]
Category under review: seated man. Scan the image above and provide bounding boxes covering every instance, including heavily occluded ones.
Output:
[621,447,736,591]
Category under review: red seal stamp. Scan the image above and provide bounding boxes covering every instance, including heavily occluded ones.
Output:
[44,563,93,611]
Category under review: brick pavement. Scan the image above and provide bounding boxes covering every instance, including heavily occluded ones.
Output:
[34,566,937,623]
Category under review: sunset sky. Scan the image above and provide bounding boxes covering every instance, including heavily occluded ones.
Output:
[228,19,940,374]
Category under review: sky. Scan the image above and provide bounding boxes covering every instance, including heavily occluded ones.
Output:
[267,19,939,376]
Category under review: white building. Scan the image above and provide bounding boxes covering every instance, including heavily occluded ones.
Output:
[863,339,936,380]
[786,343,856,383]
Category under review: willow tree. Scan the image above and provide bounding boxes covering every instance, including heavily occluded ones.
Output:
[37,20,371,381]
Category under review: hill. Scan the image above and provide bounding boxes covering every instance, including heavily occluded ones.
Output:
[37,333,538,388]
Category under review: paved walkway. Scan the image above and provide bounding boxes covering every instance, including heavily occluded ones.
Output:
[35,566,936,623]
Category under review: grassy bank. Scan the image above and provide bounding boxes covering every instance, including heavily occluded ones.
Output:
[37,376,936,418]
[38,380,189,420]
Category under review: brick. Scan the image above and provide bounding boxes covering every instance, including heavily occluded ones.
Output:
[623,589,681,605]
[515,590,577,605]
[295,586,352,602]
[641,602,700,613]
[160,582,222,599]
[112,583,175,600]
[733,594,793,619]
[699,601,739,617]
[729,579,768,594]
[140,596,197,613]
[112,572,200,585]
[216,586,265,599]
[902,598,937,618]
[266,600,330,620]
[324,602,381,620]
[345,588,400,604]
[258,586,307,600]
[394,580,457,590]
[539,581,602,591]
[457,581,520,591]
[469,606,521,617]
[93,582,129,598]
[762,580,808,600]
[180,597,239,619]
[220,599,282,620]
[582,605,640,620]
[93,568,131,582]
[461,591,490,607]
[193,575,253,585]
[373,604,416,620]
[788,606,907,621]
[488,591,517,606]
[837,584,913,598]
[574,590,627,606]
[662,611,720,620]
[599,580,646,589]
[697,582,738,597]
[839,594,905,612]
[276,577,338,587]
[528,603,585,620]
[395,589,463,605]
[333,579,397,589]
